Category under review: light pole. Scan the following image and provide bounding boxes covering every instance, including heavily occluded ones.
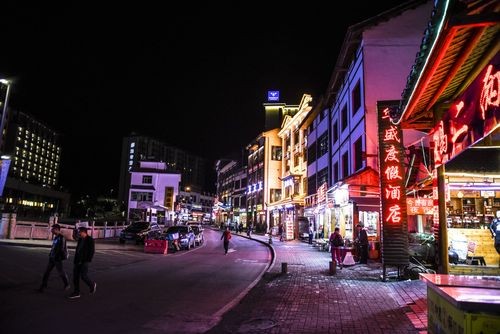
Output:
[0,79,12,153]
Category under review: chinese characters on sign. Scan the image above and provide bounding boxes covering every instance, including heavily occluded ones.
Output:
[431,53,499,167]
[377,101,408,266]
[379,107,406,225]
[407,197,433,215]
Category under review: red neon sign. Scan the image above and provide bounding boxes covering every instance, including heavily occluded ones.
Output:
[432,53,500,167]
[378,104,407,226]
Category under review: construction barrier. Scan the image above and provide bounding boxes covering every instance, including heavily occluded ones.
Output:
[144,239,168,254]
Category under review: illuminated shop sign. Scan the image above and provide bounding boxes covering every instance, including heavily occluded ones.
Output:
[267,90,280,102]
[377,102,408,266]
[407,197,433,215]
[316,182,327,204]
[432,53,500,167]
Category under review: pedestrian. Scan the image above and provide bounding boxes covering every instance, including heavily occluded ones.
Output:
[247,224,253,238]
[308,223,314,245]
[355,223,369,264]
[38,224,70,292]
[68,226,97,299]
[489,211,500,254]
[221,226,232,255]
[278,223,284,242]
[329,227,344,268]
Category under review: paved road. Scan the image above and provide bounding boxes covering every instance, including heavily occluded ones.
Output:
[0,229,271,334]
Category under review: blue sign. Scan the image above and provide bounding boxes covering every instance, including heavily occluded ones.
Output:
[267,91,280,102]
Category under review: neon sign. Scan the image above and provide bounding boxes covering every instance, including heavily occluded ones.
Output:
[378,102,408,265]
[432,53,500,167]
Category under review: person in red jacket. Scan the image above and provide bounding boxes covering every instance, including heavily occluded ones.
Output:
[221,226,232,255]
[329,227,344,267]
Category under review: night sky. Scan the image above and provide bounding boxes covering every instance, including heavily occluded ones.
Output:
[0,1,404,197]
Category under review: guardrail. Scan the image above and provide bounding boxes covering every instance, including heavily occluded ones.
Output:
[0,213,129,241]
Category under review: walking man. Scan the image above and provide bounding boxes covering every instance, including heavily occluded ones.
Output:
[68,226,97,299]
[308,223,314,245]
[38,224,69,292]
[221,226,232,255]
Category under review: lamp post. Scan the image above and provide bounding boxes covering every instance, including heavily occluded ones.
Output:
[0,79,12,153]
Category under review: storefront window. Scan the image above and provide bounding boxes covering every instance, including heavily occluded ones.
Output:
[359,211,378,237]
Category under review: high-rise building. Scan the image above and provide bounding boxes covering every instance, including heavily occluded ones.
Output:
[118,134,207,208]
[0,109,70,217]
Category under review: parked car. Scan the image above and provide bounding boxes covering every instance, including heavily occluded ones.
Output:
[165,225,195,250]
[119,221,161,244]
[191,225,204,246]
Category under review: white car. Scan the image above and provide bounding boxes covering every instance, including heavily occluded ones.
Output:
[191,225,204,246]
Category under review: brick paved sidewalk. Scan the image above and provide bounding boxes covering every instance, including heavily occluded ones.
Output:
[206,233,428,334]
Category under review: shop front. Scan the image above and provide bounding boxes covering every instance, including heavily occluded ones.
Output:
[267,200,304,240]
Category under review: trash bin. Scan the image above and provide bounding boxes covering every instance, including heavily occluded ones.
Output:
[368,240,380,260]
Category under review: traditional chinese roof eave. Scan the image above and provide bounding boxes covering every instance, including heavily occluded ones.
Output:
[393,0,500,132]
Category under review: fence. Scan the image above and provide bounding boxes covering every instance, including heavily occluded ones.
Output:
[0,213,128,241]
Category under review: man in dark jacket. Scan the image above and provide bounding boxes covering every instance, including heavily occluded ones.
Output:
[38,224,69,292]
[356,224,369,264]
[68,226,96,299]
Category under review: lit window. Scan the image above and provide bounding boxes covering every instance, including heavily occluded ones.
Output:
[130,149,134,154]
[129,161,133,165]
[130,142,135,148]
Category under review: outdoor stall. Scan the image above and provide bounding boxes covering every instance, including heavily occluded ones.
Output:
[420,273,500,333]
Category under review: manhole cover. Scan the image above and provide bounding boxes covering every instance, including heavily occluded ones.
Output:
[237,318,277,333]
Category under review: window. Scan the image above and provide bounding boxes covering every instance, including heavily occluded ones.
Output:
[317,167,328,188]
[270,188,282,202]
[293,130,300,146]
[354,137,363,171]
[308,175,316,196]
[307,141,316,163]
[333,162,339,183]
[131,191,153,201]
[341,105,348,131]
[271,146,282,160]
[294,153,299,166]
[318,132,328,157]
[333,121,338,144]
[142,175,152,184]
[352,81,361,116]
[342,152,349,178]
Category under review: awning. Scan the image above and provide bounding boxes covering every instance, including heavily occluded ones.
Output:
[350,196,380,212]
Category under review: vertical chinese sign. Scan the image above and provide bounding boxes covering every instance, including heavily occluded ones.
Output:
[377,101,408,266]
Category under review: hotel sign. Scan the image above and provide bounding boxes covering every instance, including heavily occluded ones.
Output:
[377,101,408,266]
[267,91,280,102]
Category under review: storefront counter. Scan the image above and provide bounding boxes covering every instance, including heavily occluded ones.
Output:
[420,274,500,333]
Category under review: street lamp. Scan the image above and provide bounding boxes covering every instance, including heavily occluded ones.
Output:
[0,79,12,152]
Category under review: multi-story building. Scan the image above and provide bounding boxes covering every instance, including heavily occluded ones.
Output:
[0,109,70,217]
[267,94,313,240]
[304,97,330,235]
[176,187,215,223]
[246,129,281,233]
[127,161,181,223]
[118,134,207,207]
[306,0,433,247]
[214,157,247,227]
